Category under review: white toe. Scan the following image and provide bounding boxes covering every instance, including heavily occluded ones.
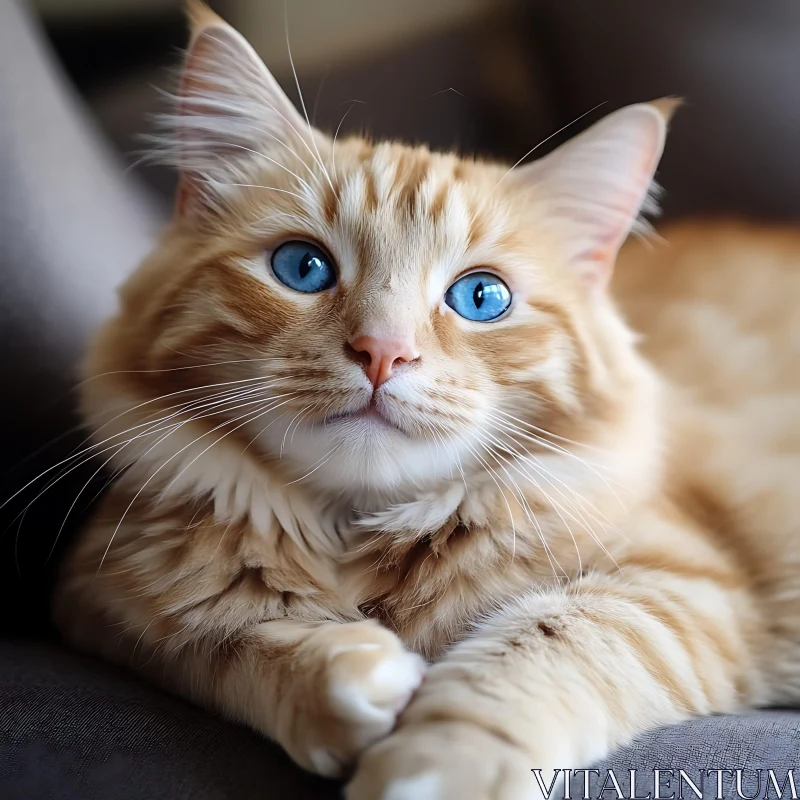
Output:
[308,747,344,778]
[383,773,444,800]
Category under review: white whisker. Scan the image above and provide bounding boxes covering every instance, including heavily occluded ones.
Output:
[283,1,336,195]
[98,397,291,573]
[490,102,607,194]
[331,101,363,184]
[483,423,624,571]
[202,179,306,202]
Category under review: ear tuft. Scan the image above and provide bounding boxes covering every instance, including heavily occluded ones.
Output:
[186,0,225,41]
[628,98,681,241]
[648,96,683,125]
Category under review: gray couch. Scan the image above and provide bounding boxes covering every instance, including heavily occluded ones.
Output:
[1,1,798,797]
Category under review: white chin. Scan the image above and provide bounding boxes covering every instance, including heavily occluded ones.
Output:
[259,415,463,494]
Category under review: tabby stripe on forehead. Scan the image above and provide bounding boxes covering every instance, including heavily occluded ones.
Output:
[452,161,468,181]
[467,202,489,250]
[322,179,339,225]
[363,168,379,214]
[397,152,430,216]
[429,179,450,224]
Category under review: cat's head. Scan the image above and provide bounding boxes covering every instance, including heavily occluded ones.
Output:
[84,2,674,508]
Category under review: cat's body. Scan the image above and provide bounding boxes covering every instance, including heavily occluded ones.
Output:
[53,4,800,798]
[614,222,800,705]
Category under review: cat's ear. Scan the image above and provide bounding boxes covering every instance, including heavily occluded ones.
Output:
[514,99,679,288]
[170,0,321,216]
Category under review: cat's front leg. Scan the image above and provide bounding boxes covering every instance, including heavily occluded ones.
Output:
[54,502,425,778]
[63,600,425,778]
[214,617,427,776]
[348,568,759,799]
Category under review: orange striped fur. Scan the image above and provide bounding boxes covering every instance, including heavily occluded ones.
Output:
[54,5,799,798]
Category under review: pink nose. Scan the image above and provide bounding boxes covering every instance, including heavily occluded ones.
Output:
[347,334,418,390]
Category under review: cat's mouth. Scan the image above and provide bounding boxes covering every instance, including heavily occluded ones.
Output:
[322,402,408,435]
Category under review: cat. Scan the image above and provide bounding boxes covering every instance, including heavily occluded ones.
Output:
[53,2,800,798]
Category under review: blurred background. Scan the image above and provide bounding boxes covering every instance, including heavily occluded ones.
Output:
[36,0,800,220]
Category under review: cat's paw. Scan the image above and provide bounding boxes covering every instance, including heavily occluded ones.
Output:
[346,721,541,800]
[289,621,426,778]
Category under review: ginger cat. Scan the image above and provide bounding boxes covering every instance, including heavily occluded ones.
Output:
[54,3,800,798]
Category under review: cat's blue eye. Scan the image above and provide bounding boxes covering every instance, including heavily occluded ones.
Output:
[444,271,511,322]
[270,241,336,293]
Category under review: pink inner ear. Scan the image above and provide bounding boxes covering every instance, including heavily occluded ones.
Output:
[174,176,198,218]
[577,147,660,282]
[518,103,669,290]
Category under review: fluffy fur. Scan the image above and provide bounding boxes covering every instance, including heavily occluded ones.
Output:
[54,5,800,798]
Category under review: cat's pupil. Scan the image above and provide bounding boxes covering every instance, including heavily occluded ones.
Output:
[298,254,315,280]
[473,282,485,309]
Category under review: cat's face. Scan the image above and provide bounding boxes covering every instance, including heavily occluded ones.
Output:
[86,4,672,502]
[135,141,593,494]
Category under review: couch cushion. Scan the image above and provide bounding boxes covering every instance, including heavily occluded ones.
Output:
[0,641,336,800]
[2,641,799,800]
